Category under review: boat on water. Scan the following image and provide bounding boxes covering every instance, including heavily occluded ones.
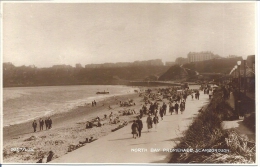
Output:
[96,91,109,94]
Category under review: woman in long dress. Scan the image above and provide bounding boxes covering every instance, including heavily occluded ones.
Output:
[131,120,139,139]
[146,114,153,132]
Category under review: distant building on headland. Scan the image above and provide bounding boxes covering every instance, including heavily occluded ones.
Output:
[187,51,220,63]
[175,57,188,65]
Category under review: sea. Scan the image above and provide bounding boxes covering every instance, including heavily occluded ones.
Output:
[3,85,138,127]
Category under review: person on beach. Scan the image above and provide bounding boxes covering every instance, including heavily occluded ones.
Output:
[39,118,44,131]
[209,90,213,99]
[45,118,49,130]
[175,102,179,114]
[136,116,143,137]
[86,121,93,129]
[94,100,97,106]
[131,120,139,139]
[169,103,174,115]
[146,114,153,132]
[162,102,167,115]
[191,93,194,100]
[180,102,185,114]
[159,107,164,120]
[196,91,200,100]
[48,117,52,129]
[32,120,37,132]
[153,114,159,130]
[139,109,144,118]
[109,112,113,124]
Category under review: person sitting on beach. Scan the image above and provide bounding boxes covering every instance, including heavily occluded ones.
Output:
[86,121,93,129]
[104,114,107,119]
[109,112,113,124]
[96,116,100,122]
[113,117,120,124]
[97,121,102,127]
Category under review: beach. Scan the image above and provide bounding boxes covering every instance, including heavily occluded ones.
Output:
[3,91,141,163]
[3,85,203,163]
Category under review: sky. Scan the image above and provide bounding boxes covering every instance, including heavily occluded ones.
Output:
[3,2,256,67]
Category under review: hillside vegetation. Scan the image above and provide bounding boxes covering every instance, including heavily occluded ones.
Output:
[159,57,242,81]
[3,64,169,87]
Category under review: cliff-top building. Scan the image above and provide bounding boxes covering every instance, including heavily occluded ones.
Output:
[187,51,220,63]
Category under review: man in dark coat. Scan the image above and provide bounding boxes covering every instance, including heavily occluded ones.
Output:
[39,118,44,131]
[32,120,37,132]
[162,102,167,115]
[175,102,179,114]
[48,117,52,129]
[45,118,49,130]
[136,117,143,137]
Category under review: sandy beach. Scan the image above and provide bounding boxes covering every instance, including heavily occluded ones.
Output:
[3,92,142,163]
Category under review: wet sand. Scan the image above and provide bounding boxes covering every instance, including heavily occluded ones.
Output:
[3,92,141,163]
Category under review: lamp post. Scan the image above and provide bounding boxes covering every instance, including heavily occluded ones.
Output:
[237,61,241,118]
[242,56,247,96]
[234,65,237,84]
[237,61,241,93]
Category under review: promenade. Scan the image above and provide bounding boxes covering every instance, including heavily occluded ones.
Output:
[52,92,209,163]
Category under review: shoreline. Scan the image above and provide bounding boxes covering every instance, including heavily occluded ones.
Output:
[3,91,142,163]
[3,85,139,127]
[3,92,138,141]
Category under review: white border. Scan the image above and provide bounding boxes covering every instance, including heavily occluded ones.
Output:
[0,1,258,166]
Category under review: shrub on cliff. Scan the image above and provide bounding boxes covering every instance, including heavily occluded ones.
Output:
[169,89,255,163]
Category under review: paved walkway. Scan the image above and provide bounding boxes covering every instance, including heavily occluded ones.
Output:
[52,93,209,163]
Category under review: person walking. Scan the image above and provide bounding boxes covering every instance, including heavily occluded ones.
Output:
[169,103,174,115]
[197,91,200,100]
[180,102,185,114]
[136,116,143,137]
[39,118,44,131]
[146,114,153,132]
[153,114,159,130]
[48,117,52,129]
[175,102,179,114]
[45,118,49,130]
[162,102,167,115]
[32,120,37,132]
[159,107,164,120]
[131,120,139,139]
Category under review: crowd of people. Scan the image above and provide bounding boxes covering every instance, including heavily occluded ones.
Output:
[32,117,52,132]
[131,86,203,139]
